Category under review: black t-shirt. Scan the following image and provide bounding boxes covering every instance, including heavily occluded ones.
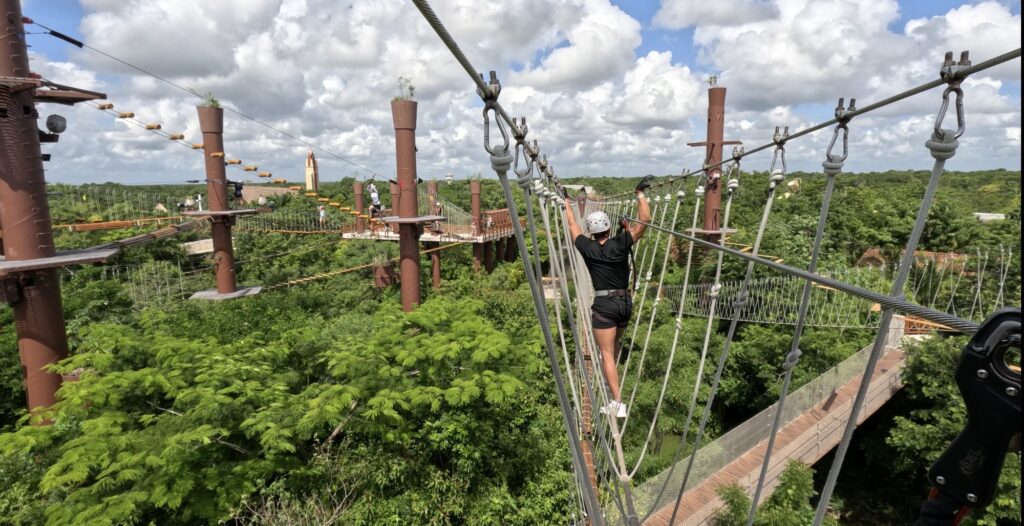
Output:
[574,230,633,290]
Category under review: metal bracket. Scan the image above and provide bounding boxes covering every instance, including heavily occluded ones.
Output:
[925,308,1021,511]
[940,51,972,84]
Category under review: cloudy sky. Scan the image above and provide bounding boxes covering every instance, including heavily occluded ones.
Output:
[26,0,1022,185]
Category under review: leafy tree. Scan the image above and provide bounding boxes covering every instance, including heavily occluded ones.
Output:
[714,461,839,526]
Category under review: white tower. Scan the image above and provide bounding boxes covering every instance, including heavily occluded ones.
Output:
[305,148,319,191]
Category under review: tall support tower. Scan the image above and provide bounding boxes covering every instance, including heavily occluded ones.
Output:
[391,99,422,310]
[0,1,112,416]
[688,77,741,237]
[186,104,260,300]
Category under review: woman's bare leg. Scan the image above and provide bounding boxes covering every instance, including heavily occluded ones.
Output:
[594,326,620,401]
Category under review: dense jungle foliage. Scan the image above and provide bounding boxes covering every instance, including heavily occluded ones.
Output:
[0,169,1019,525]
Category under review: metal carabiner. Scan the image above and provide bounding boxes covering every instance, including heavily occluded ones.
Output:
[934,86,966,140]
[512,117,532,177]
[825,122,849,163]
[478,70,510,155]
[483,106,510,155]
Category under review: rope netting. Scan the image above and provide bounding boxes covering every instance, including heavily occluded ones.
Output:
[410,1,1021,523]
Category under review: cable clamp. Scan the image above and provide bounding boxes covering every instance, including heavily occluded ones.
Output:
[710,283,723,297]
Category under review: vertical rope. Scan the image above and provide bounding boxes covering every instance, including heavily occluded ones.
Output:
[669,159,784,523]
[812,90,962,524]
[637,190,704,516]
[621,189,683,435]
[485,118,605,523]
[747,136,836,524]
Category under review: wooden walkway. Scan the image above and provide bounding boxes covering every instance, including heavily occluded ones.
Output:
[644,347,907,525]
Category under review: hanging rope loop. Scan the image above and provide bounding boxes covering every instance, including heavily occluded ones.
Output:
[781,347,802,371]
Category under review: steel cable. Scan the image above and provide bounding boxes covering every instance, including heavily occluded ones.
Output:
[811,84,965,525]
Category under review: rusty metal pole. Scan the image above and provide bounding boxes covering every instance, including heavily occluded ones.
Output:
[430,243,441,289]
[0,1,68,414]
[389,181,401,217]
[388,180,400,233]
[495,237,506,262]
[687,83,740,241]
[197,105,237,294]
[576,193,587,219]
[703,86,726,233]
[426,180,438,212]
[471,180,483,272]
[353,181,365,232]
[392,99,420,311]
[484,240,495,273]
[505,236,516,262]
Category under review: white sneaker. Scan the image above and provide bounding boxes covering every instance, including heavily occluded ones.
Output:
[599,401,628,418]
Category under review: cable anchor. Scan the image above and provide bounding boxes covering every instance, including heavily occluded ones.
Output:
[769,126,789,177]
[477,70,510,157]
[824,98,854,171]
[512,118,535,189]
[935,51,970,140]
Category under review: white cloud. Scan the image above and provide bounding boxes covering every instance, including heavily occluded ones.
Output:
[654,0,779,29]
[31,0,1023,186]
[1007,127,1021,146]
[511,0,642,90]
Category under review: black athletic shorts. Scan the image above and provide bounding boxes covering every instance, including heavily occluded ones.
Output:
[591,296,633,329]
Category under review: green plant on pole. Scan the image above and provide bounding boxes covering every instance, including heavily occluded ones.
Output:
[394,77,415,102]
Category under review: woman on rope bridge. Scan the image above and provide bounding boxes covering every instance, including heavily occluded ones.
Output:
[565,176,653,418]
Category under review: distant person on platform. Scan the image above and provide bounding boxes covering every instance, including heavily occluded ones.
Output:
[565,176,653,418]
[367,181,382,218]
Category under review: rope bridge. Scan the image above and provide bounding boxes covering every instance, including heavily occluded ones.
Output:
[411,1,1020,523]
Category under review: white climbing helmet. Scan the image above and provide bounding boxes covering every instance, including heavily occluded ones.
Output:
[586,211,611,235]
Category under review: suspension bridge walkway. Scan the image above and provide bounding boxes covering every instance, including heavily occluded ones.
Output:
[637,321,907,525]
